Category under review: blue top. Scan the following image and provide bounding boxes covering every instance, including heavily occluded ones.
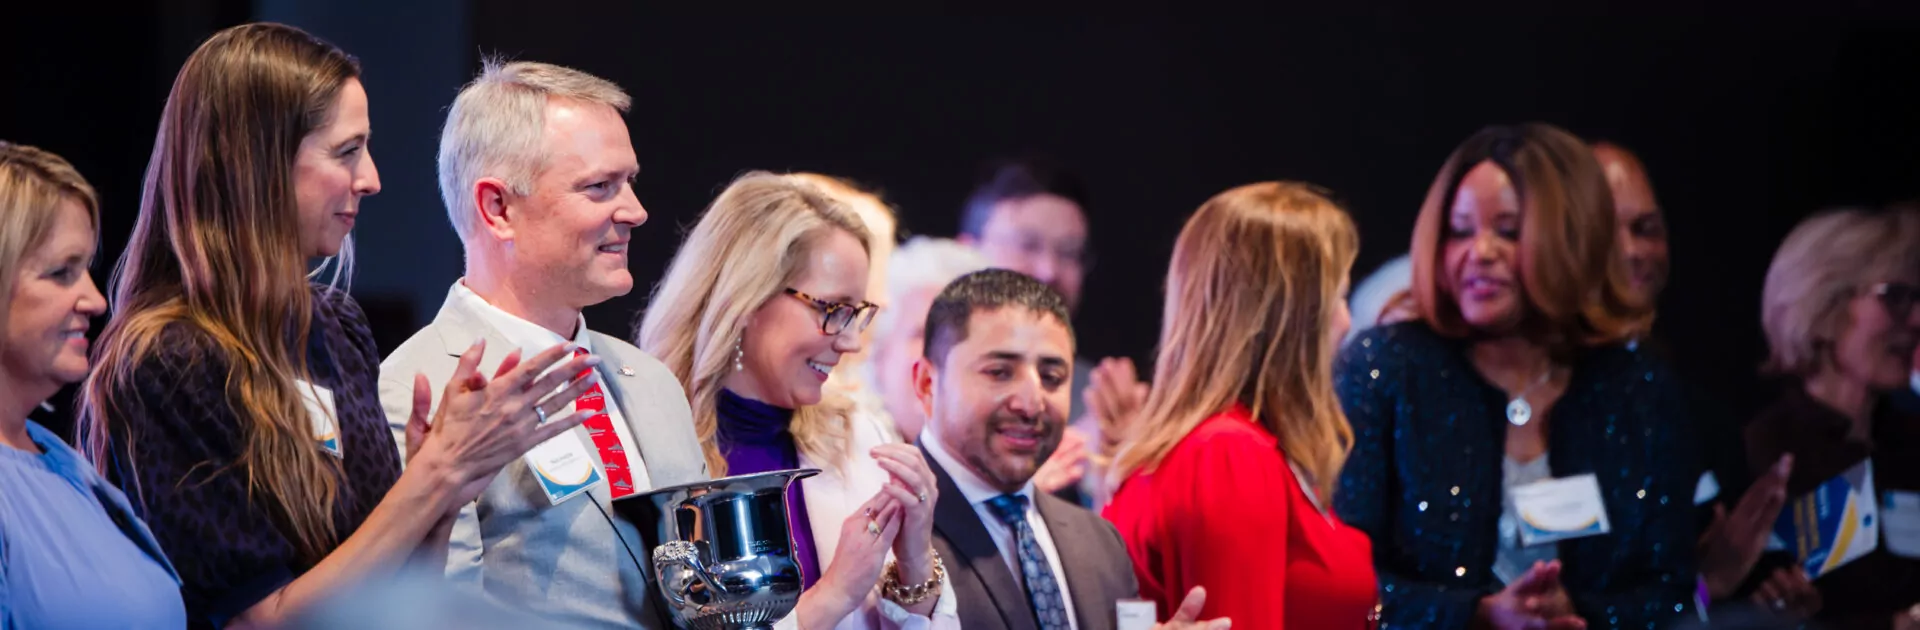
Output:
[1,420,185,630]
[715,389,822,590]
[1333,323,1697,630]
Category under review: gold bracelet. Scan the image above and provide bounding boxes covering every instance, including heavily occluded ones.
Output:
[881,550,946,606]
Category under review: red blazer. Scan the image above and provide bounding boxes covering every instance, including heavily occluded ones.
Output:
[1105,405,1378,629]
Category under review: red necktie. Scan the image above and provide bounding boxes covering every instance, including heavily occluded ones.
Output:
[573,349,634,498]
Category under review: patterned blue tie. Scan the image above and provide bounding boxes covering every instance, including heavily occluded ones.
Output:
[986,493,1071,630]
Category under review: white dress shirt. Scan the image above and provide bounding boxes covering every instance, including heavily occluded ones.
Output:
[451,282,650,492]
[921,429,1080,630]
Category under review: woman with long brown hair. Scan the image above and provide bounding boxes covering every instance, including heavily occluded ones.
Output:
[78,23,598,628]
[1104,181,1378,628]
[1335,123,1697,629]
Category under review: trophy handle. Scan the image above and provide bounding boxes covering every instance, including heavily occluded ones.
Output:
[652,540,722,607]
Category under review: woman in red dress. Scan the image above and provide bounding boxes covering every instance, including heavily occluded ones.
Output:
[1104,182,1379,629]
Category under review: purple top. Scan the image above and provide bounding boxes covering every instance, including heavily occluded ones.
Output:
[716,389,822,590]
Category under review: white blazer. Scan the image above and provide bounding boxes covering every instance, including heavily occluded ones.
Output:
[779,408,961,630]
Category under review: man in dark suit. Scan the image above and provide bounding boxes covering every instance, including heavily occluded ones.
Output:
[906,269,1225,630]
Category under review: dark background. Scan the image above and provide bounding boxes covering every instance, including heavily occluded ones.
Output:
[5,4,1918,440]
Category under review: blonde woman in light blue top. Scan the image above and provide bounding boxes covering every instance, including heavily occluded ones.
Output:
[0,142,186,629]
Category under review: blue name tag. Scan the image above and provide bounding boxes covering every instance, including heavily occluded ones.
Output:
[1773,459,1878,578]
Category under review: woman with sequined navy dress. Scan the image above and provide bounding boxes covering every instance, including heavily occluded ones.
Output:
[1335,123,1697,630]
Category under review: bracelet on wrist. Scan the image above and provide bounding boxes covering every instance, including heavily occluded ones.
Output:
[881,550,946,607]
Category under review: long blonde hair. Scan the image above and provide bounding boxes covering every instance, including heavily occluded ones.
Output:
[1111,182,1359,502]
[788,173,896,405]
[637,172,874,476]
[78,23,360,564]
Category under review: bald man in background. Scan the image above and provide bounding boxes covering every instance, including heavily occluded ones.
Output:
[1593,141,1671,309]
[1591,141,1797,608]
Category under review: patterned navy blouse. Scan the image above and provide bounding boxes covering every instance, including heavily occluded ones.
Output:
[95,285,403,629]
[1334,322,1697,630]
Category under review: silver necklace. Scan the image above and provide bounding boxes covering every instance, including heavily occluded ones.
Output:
[1287,460,1336,526]
[1505,367,1553,426]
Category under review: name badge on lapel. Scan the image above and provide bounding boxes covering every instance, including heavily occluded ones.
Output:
[1882,490,1920,559]
[1116,600,1157,630]
[294,379,342,458]
[1512,473,1612,546]
[523,425,604,506]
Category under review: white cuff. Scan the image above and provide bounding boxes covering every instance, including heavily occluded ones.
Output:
[874,576,959,629]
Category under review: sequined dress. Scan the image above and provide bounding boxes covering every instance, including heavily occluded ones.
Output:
[1333,322,1697,630]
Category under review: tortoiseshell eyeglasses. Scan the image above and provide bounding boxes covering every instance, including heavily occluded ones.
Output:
[784,288,878,336]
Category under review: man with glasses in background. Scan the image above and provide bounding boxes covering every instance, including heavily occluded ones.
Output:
[958,158,1143,510]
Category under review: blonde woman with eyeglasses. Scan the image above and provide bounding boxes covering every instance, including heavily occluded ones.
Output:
[638,172,957,629]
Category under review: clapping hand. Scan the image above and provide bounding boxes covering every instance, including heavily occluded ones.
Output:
[1152,586,1231,630]
[1033,427,1089,494]
[800,490,905,628]
[1083,357,1149,455]
[409,340,603,506]
[1752,566,1821,620]
[870,445,940,575]
[1699,455,1792,599]
[1476,561,1586,630]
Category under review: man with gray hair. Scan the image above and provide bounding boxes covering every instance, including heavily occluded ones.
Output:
[379,58,706,628]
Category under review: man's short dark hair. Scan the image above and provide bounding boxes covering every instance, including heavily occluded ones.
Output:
[923,269,1075,367]
[958,156,1089,238]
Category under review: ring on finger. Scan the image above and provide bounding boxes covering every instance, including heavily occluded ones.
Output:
[535,405,549,425]
[866,519,881,537]
[916,489,928,503]
[1771,598,1787,612]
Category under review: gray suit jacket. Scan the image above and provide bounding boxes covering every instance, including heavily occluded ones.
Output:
[379,286,707,630]
[922,449,1139,630]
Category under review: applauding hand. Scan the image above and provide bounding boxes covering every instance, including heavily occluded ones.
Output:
[1475,561,1586,630]
[1752,566,1820,620]
[798,490,905,629]
[871,444,944,615]
[409,340,603,506]
[1083,357,1149,454]
[1152,586,1231,630]
[1033,427,1089,494]
[1699,455,1792,599]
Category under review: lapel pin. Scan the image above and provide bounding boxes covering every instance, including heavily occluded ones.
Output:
[619,365,636,377]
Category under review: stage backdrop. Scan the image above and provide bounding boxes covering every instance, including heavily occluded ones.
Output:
[3,6,1917,439]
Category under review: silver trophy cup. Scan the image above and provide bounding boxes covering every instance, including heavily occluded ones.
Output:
[617,468,821,630]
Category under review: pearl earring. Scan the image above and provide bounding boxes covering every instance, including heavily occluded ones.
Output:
[733,336,745,373]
